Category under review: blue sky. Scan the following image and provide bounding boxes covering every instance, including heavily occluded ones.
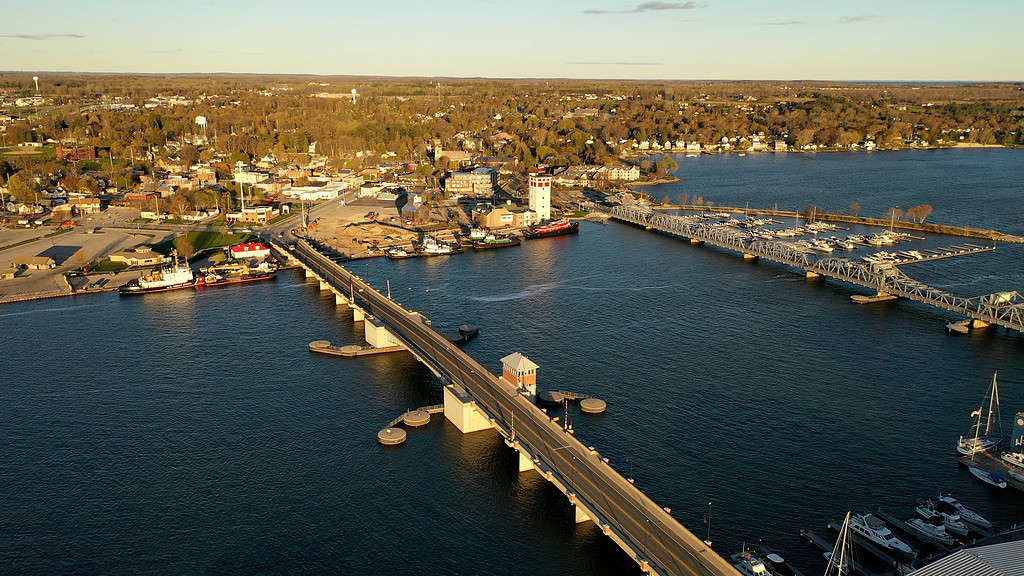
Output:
[2,0,1021,80]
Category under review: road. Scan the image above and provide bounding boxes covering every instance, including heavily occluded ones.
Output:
[294,240,740,576]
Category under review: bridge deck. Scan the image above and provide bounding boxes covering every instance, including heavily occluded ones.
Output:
[293,239,739,576]
[610,206,1024,334]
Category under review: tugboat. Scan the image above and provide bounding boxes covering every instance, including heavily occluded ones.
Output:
[199,261,277,287]
[523,218,579,239]
[386,247,417,260]
[119,251,196,295]
[420,236,455,256]
[473,234,520,250]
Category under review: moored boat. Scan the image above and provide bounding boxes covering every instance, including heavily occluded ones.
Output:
[848,513,914,556]
[957,373,1003,456]
[386,247,417,260]
[473,234,520,249]
[936,494,991,529]
[968,466,1007,488]
[524,218,579,239]
[119,252,195,295]
[200,260,277,287]
[905,517,957,546]
[915,500,969,537]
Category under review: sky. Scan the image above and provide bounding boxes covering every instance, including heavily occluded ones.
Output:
[2,0,1022,81]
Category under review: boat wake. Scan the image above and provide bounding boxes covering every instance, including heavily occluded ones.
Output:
[0,302,104,319]
[466,280,683,302]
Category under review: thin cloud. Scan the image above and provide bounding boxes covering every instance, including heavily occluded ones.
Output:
[0,33,85,40]
[583,2,701,15]
[566,61,662,66]
[763,20,805,26]
[838,14,879,23]
[146,48,185,54]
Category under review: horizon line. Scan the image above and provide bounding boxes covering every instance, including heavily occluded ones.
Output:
[0,70,1021,84]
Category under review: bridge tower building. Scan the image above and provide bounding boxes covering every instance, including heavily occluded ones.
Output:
[500,352,538,398]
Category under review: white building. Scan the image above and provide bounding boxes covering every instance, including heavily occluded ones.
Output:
[528,173,551,221]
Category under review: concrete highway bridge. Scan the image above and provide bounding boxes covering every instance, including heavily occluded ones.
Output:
[611,205,1024,335]
[285,239,740,576]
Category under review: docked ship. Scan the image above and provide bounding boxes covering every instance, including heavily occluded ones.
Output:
[386,247,417,260]
[472,234,520,250]
[848,513,914,556]
[199,261,277,287]
[936,494,992,529]
[420,236,456,256]
[119,252,195,295]
[523,218,579,240]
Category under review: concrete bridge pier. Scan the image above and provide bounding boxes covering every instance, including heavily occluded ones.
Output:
[743,253,758,261]
[350,305,365,322]
[335,293,348,305]
[304,267,315,279]
[689,238,703,246]
[568,493,592,524]
[806,271,822,280]
[971,319,991,330]
[319,280,331,291]
[443,384,495,434]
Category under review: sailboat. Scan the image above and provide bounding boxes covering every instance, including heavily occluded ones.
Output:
[957,373,1003,456]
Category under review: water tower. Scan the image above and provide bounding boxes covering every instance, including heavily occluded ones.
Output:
[32,76,39,94]
[350,88,358,104]
[194,115,208,143]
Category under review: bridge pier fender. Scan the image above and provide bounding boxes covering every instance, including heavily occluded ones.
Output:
[443,384,495,434]
[743,253,758,261]
[689,238,703,246]
[304,267,314,279]
[319,280,330,291]
[806,271,822,280]
[335,293,348,305]
[971,319,991,330]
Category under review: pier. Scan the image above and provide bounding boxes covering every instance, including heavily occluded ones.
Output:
[285,238,741,576]
[611,205,1024,335]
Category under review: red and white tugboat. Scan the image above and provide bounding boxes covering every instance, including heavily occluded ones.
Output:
[523,218,579,240]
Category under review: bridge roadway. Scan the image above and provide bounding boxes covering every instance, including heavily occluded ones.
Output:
[611,205,1024,334]
[293,240,739,576]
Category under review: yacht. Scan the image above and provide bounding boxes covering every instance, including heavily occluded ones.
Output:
[809,239,834,253]
[936,494,992,529]
[1000,450,1024,470]
[848,514,914,556]
[915,500,969,537]
[906,517,957,546]
[732,551,774,576]
[386,247,416,260]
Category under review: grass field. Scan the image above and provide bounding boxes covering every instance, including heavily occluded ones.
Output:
[152,230,253,256]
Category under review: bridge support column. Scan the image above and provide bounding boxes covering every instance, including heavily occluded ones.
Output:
[568,493,591,524]
[806,271,822,280]
[304,267,314,279]
[335,293,348,305]
[364,316,401,348]
[970,319,991,330]
[517,449,535,472]
[743,253,758,261]
[319,280,330,291]
[350,305,365,322]
[689,238,703,245]
[443,384,495,434]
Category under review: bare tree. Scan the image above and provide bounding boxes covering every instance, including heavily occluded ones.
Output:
[848,202,860,217]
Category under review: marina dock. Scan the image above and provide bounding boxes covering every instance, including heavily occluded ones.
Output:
[308,340,406,357]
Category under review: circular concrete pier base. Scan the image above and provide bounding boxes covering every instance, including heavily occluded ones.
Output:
[377,427,407,445]
[580,398,607,414]
[403,410,431,427]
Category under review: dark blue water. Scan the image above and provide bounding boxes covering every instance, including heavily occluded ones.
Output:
[3,148,1024,575]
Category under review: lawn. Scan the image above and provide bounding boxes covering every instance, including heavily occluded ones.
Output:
[83,258,129,273]
[152,230,253,256]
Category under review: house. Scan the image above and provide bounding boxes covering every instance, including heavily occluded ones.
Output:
[50,204,73,221]
[445,167,496,196]
[475,206,536,228]
[358,182,384,198]
[14,256,56,269]
[229,242,271,260]
[225,204,280,224]
[773,140,788,152]
[607,165,640,181]
[68,197,103,214]
[750,136,768,152]
[109,246,166,267]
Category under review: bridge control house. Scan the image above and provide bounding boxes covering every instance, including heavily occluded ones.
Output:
[500,352,538,398]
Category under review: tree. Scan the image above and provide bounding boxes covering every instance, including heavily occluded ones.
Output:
[173,235,195,259]
[905,204,933,223]
[7,171,38,203]
[655,156,678,176]
[848,202,860,217]
[803,205,824,220]
[884,207,905,222]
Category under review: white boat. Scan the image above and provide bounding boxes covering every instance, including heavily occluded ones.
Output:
[732,552,774,576]
[1001,451,1024,470]
[809,239,834,253]
[969,466,1007,488]
[119,251,194,294]
[421,236,454,255]
[957,373,1003,456]
[849,513,914,556]
[936,494,992,529]
[906,517,957,546]
[468,228,487,240]
[915,500,969,537]
[832,240,856,251]
[1006,466,1024,483]
[999,412,1024,472]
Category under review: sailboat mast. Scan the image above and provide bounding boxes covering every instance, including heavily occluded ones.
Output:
[985,374,997,436]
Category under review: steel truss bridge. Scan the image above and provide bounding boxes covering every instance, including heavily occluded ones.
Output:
[611,205,1024,334]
